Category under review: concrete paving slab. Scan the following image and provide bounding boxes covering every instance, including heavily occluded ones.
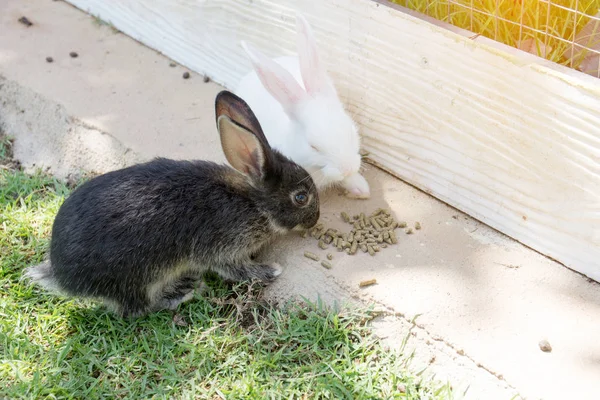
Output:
[2,1,599,399]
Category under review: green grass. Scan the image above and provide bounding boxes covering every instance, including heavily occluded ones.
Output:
[0,136,454,399]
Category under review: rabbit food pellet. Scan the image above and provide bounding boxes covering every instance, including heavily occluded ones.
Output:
[302,208,419,258]
[299,208,422,270]
[359,279,377,288]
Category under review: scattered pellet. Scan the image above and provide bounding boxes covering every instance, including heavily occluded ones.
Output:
[304,251,319,261]
[18,16,33,27]
[321,261,332,269]
[203,75,210,83]
[327,253,333,260]
[303,207,418,258]
[359,279,377,288]
[347,231,354,242]
[169,62,177,67]
[46,56,53,63]
[341,211,350,223]
[370,217,382,231]
[539,339,552,353]
[69,51,79,58]
[182,71,190,79]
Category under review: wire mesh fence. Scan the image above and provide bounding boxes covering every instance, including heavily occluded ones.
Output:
[392,0,600,78]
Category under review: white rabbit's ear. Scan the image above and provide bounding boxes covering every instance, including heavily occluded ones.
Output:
[296,13,333,96]
[241,41,306,115]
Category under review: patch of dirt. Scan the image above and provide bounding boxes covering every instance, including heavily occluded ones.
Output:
[0,131,22,171]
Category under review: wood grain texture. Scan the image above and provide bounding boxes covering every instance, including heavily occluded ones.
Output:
[67,0,600,281]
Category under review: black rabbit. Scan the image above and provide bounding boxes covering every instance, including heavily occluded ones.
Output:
[25,90,320,317]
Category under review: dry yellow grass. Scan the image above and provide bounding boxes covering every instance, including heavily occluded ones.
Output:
[393,0,600,71]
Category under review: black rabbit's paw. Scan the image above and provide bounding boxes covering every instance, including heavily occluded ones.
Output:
[264,263,283,281]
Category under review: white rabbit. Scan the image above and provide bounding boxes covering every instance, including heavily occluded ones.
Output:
[235,13,370,199]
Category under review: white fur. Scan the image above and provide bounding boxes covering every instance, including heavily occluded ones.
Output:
[23,261,61,293]
[270,263,283,277]
[342,172,371,199]
[162,291,195,311]
[235,14,370,198]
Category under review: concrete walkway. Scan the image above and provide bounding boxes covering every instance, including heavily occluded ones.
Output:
[2,1,599,399]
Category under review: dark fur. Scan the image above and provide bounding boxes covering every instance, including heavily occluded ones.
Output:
[25,91,319,317]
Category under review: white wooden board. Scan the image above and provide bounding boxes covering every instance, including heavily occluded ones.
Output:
[67,0,600,281]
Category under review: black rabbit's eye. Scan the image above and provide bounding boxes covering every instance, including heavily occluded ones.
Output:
[294,192,309,206]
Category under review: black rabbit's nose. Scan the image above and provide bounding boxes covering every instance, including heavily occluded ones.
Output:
[305,210,320,229]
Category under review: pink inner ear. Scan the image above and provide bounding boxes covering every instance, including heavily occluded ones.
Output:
[247,148,262,176]
[235,131,263,178]
[296,14,331,96]
[254,63,305,107]
[242,41,306,115]
[219,115,265,179]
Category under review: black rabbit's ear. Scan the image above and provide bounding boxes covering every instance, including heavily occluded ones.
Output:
[215,90,270,147]
[215,91,274,180]
[217,115,267,179]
